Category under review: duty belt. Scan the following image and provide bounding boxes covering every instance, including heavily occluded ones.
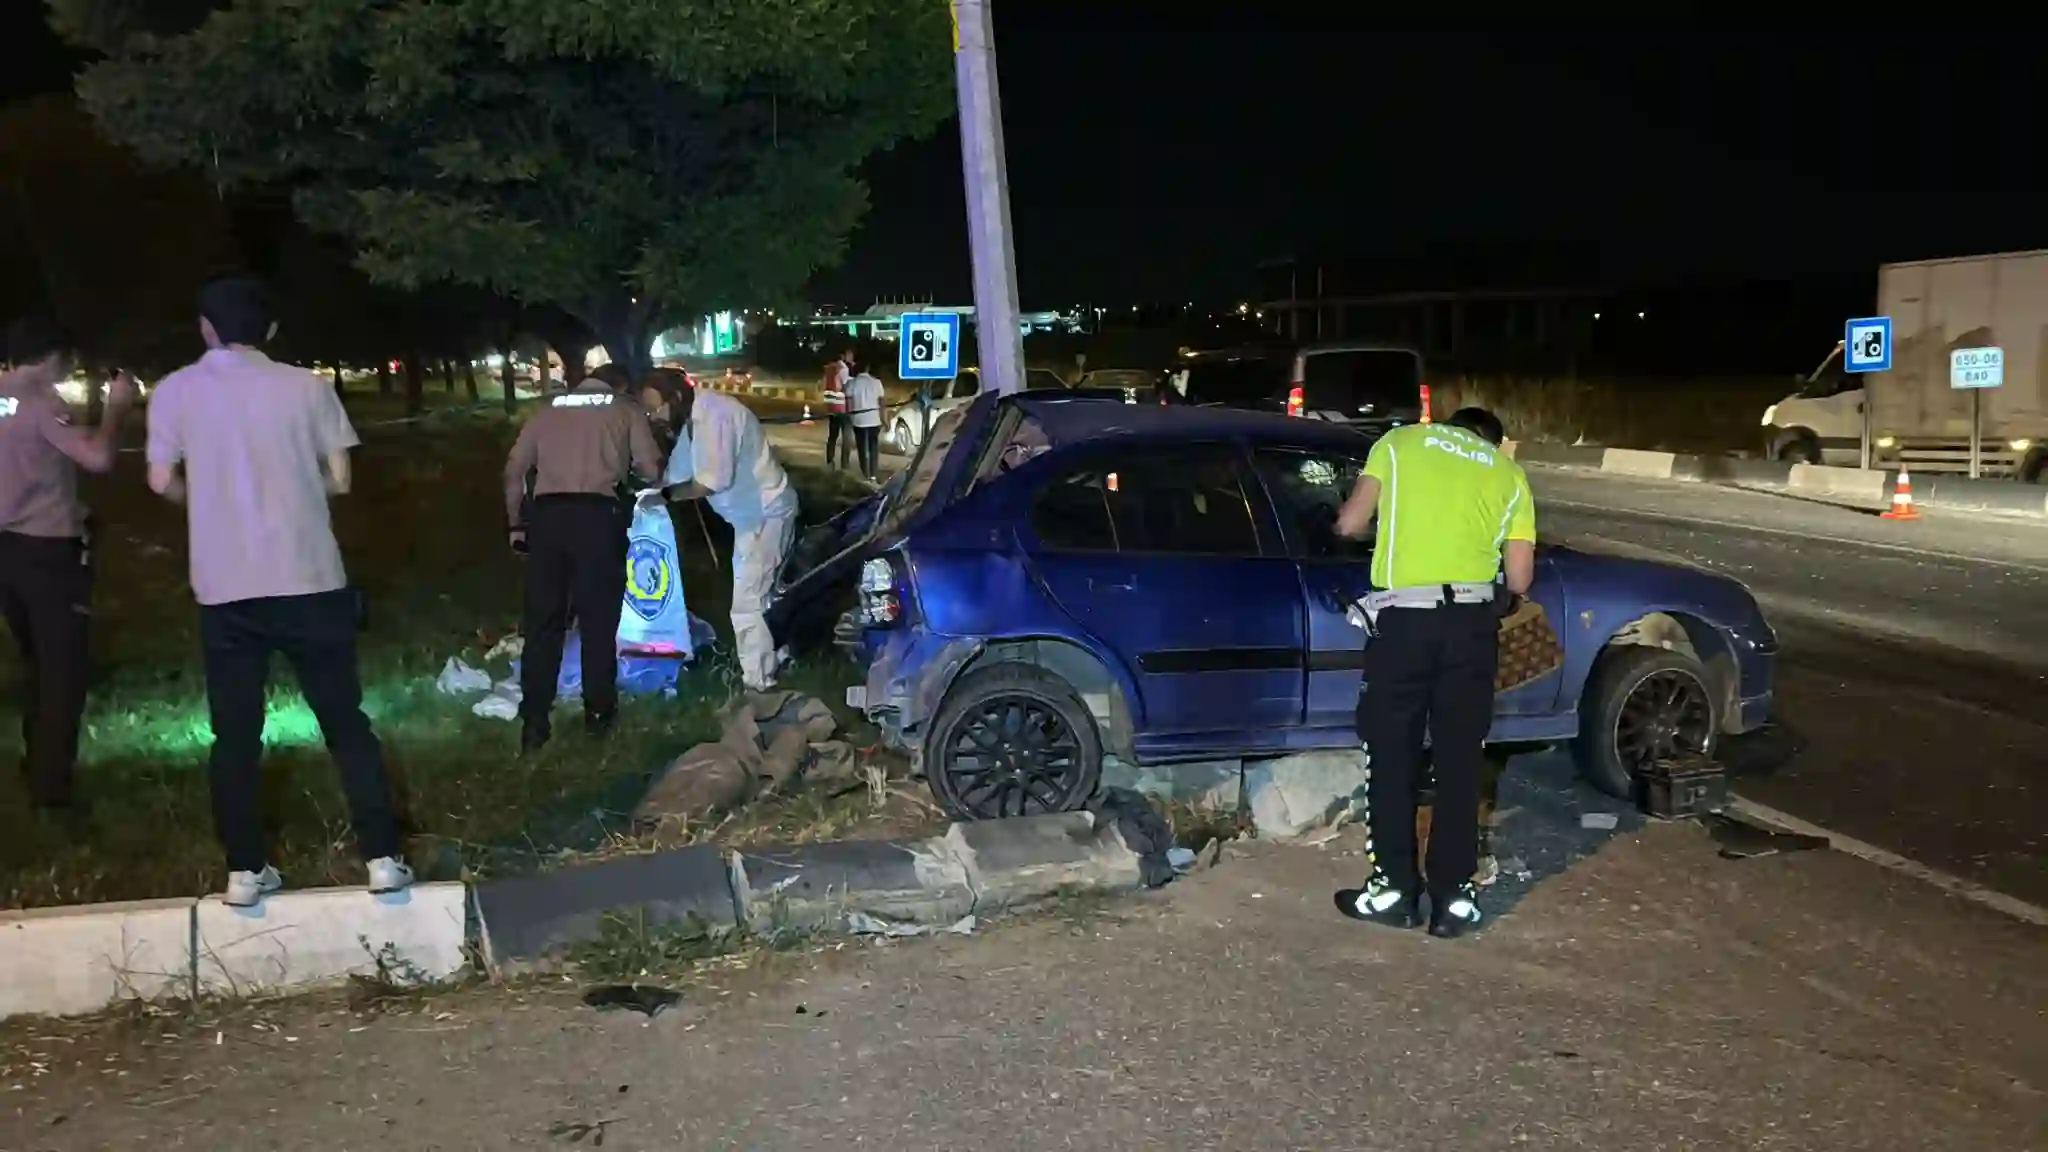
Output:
[1345,582,1496,632]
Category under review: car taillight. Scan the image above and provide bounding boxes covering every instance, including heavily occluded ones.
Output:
[857,557,902,626]
[1287,384,1304,417]
[1419,383,1432,424]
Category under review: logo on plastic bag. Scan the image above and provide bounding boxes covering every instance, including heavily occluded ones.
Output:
[624,536,674,621]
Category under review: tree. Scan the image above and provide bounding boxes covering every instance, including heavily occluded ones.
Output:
[0,94,241,375]
[53,0,955,381]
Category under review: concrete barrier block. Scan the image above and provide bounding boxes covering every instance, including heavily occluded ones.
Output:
[1244,750,1371,839]
[945,813,1142,910]
[730,837,975,932]
[1600,448,1678,479]
[194,883,467,996]
[0,898,194,1019]
[474,845,736,973]
[1788,464,1888,504]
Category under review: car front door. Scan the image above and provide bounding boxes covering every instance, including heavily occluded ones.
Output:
[1023,444,1305,739]
[1250,447,1378,733]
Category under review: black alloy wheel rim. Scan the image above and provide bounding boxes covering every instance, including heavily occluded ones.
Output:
[945,696,1084,819]
[1614,670,1713,773]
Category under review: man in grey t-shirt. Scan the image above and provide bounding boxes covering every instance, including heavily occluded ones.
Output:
[147,276,409,907]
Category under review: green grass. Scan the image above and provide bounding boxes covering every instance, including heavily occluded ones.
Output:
[0,405,873,910]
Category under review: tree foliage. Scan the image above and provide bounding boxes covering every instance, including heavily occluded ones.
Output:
[53,0,955,376]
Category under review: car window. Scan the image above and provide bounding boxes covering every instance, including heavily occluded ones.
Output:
[1025,369,1067,391]
[949,374,981,400]
[1252,447,1372,561]
[1031,447,1265,557]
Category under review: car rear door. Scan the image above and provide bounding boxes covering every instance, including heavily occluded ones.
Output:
[1023,444,1305,737]
[1295,347,1424,427]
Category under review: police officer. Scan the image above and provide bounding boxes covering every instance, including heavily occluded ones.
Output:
[504,370,663,751]
[0,316,136,811]
[1331,407,1534,938]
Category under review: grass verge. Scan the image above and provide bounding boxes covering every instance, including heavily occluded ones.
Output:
[0,406,877,909]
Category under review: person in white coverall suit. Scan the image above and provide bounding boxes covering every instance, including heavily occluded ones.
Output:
[653,383,799,691]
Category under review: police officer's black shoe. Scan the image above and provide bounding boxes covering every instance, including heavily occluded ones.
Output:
[584,710,617,739]
[1334,875,1420,928]
[520,723,551,755]
[1427,882,1484,939]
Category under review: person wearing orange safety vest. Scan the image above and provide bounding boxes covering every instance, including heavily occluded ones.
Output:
[820,348,853,471]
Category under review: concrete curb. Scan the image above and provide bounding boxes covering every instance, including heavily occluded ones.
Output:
[0,814,1147,1021]
[1509,441,2048,519]
[1,884,468,1020]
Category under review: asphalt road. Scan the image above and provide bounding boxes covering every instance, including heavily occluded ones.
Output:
[9,828,2043,1151]
[763,414,2048,908]
[1532,468,2048,908]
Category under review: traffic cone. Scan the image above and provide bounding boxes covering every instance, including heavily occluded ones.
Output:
[800,403,814,426]
[1880,466,1919,521]
[1419,383,1432,424]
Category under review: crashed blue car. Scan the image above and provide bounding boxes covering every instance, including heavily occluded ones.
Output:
[770,393,1776,820]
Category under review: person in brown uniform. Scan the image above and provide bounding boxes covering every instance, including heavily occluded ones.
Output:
[504,371,663,751]
[0,315,136,811]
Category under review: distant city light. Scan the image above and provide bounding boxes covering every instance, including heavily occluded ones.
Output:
[1637,311,1646,319]
[1593,312,1602,320]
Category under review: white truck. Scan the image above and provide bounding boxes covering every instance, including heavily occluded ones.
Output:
[1761,250,2048,482]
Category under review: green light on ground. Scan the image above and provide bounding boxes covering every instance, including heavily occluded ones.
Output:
[82,684,411,767]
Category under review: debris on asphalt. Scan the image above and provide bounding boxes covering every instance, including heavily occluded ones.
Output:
[435,656,493,695]
[580,985,682,1017]
[1580,812,1621,830]
[846,911,977,938]
[1087,787,1179,887]
[1706,812,1829,859]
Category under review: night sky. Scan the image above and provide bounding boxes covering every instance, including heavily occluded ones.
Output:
[8,5,2044,310]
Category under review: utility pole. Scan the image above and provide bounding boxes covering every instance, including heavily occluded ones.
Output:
[952,0,1025,395]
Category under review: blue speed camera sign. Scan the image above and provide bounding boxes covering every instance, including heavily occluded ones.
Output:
[1845,317,1893,373]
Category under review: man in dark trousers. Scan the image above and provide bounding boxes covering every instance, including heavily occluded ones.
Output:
[504,367,662,752]
[147,277,409,906]
[0,316,137,811]
[1330,407,1535,938]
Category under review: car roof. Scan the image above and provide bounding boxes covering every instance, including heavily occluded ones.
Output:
[1010,394,1376,454]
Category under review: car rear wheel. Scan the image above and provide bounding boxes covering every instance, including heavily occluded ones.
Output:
[1572,646,1719,799]
[887,418,915,456]
[926,665,1103,820]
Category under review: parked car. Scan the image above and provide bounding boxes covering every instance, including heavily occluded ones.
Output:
[1075,368,1162,405]
[1172,342,1427,431]
[885,366,1068,456]
[771,393,1776,820]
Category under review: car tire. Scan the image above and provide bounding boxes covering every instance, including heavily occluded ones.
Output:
[1571,645,1720,799]
[2021,447,2047,485]
[1772,428,1822,464]
[926,664,1103,821]
[887,418,914,457]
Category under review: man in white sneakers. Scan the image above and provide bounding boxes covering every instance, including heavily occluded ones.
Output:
[147,276,410,906]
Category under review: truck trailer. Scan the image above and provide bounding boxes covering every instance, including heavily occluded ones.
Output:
[1761,250,2048,482]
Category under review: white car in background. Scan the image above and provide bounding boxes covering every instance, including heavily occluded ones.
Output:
[886,366,1068,455]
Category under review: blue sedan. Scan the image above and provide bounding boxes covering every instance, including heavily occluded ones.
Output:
[770,393,1777,820]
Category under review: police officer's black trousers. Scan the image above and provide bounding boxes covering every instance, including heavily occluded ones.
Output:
[521,496,628,730]
[200,590,400,873]
[0,532,91,807]
[1355,601,1499,900]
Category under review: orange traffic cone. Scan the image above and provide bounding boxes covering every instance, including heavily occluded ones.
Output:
[1419,383,1432,424]
[1880,466,1919,520]
[800,403,814,426]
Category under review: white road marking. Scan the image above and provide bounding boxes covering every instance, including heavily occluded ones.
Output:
[1725,797,2048,927]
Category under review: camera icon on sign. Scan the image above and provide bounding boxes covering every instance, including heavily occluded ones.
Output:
[910,327,937,363]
